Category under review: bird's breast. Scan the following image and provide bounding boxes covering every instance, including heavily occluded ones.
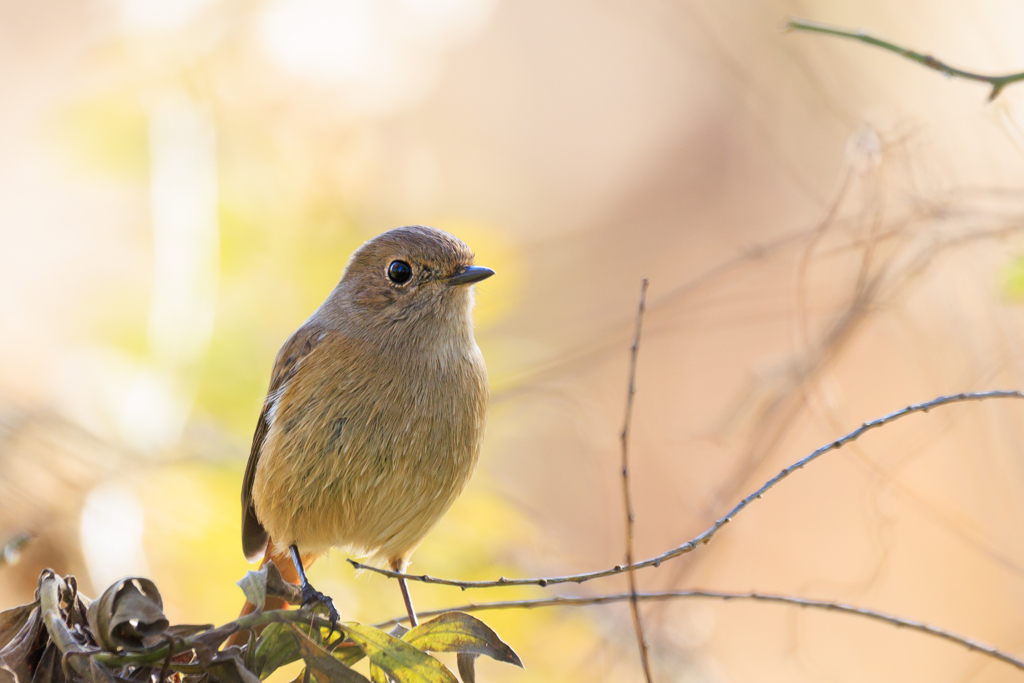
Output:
[252,331,488,558]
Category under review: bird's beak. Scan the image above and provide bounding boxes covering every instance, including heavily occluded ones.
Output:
[446,265,495,286]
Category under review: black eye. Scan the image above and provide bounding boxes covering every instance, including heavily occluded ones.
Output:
[387,260,412,284]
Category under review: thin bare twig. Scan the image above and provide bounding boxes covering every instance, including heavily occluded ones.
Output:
[382,591,1024,673]
[91,606,336,669]
[787,17,1024,101]
[349,390,1024,587]
[621,279,653,682]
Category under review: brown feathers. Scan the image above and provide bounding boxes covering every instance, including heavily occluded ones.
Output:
[241,323,326,562]
[240,225,490,570]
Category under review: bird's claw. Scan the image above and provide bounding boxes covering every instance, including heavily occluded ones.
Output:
[301,583,340,636]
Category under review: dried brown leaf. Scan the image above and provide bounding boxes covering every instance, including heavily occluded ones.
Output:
[86,579,169,652]
[236,570,267,614]
[262,563,300,605]
[0,602,43,683]
[455,654,477,683]
[28,642,63,683]
[205,652,260,683]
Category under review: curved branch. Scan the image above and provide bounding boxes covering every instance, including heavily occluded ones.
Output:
[386,590,1024,672]
[91,608,335,670]
[349,390,1024,588]
[787,17,1024,101]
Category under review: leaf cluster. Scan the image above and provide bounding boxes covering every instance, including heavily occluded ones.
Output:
[0,568,521,683]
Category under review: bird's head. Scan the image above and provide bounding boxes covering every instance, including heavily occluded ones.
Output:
[334,225,493,335]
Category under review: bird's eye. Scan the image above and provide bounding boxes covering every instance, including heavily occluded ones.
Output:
[387,260,413,284]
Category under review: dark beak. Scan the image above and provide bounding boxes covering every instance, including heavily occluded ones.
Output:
[446,265,495,286]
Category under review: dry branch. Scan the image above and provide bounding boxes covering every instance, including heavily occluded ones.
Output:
[393,590,1024,673]
[619,279,653,682]
[350,390,1024,587]
[787,17,1024,100]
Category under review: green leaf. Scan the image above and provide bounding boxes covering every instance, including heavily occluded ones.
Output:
[331,641,366,668]
[252,622,301,678]
[403,613,522,668]
[369,663,389,683]
[237,567,269,613]
[253,621,351,678]
[86,578,169,651]
[245,627,258,674]
[342,622,457,683]
[289,625,368,682]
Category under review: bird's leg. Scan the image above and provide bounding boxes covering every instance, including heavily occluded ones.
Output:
[392,558,418,627]
[290,544,339,630]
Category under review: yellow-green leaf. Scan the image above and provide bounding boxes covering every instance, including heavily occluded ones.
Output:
[342,622,457,683]
[252,622,300,678]
[289,625,368,682]
[369,663,389,683]
[332,641,366,668]
[403,612,522,668]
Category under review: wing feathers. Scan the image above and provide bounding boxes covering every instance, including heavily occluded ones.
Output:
[241,323,325,561]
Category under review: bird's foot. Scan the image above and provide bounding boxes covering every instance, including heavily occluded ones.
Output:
[300,582,340,635]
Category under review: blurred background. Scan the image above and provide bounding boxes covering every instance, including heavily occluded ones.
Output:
[3,0,1024,680]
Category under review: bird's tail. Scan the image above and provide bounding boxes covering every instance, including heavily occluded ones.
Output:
[226,544,315,647]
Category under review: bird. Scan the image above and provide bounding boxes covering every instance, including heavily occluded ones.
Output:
[235,225,492,632]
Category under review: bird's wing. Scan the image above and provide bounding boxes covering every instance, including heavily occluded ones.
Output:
[241,322,325,562]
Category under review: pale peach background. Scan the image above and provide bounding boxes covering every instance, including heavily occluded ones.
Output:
[2,1,1024,681]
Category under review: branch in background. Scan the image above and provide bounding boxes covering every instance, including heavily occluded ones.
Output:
[393,590,1024,673]
[0,532,32,567]
[787,17,1024,101]
[350,390,1024,587]
[620,279,653,682]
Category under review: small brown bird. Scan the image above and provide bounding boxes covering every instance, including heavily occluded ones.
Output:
[238,225,492,628]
